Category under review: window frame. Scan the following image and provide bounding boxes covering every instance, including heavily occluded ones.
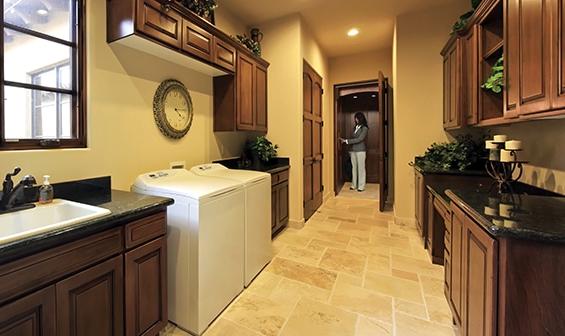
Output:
[0,0,87,150]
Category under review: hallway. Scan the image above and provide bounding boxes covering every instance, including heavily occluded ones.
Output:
[163,193,456,336]
[337,182,380,200]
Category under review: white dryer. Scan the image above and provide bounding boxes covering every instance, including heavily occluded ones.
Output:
[132,169,245,335]
[191,164,272,286]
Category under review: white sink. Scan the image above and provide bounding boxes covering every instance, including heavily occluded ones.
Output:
[0,199,111,245]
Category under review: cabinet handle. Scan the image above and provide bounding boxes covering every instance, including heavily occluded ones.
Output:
[161,0,172,12]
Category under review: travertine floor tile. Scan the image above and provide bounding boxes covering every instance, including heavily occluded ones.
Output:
[394,299,428,319]
[273,230,311,248]
[222,293,294,336]
[365,253,392,275]
[319,248,367,276]
[420,274,446,298]
[309,237,349,249]
[391,254,445,279]
[337,273,363,287]
[269,277,332,306]
[203,318,261,336]
[391,269,419,282]
[280,298,357,336]
[330,280,393,323]
[267,257,337,290]
[425,295,453,326]
[246,272,282,298]
[356,316,393,336]
[364,272,424,304]
[395,312,455,336]
[277,245,325,265]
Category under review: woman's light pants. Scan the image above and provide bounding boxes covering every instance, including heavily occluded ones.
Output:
[349,151,366,191]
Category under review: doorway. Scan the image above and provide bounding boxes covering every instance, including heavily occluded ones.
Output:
[303,61,324,221]
[334,75,392,211]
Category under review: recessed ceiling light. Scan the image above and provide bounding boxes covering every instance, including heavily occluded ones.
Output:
[347,28,359,37]
[371,94,376,98]
[353,95,358,99]
[37,9,49,16]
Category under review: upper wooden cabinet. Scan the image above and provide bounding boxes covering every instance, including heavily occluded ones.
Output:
[442,36,464,130]
[462,26,479,126]
[214,54,269,133]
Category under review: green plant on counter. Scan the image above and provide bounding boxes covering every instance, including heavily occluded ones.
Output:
[482,56,504,94]
[411,135,487,171]
[180,0,217,18]
[249,136,278,163]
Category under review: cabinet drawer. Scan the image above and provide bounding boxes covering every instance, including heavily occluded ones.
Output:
[125,211,167,249]
[136,0,182,48]
[214,38,236,72]
[272,169,289,185]
[182,20,213,61]
[0,228,123,305]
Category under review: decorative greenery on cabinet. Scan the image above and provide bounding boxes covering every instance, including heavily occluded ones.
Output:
[180,0,217,22]
[248,136,279,163]
[412,135,488,171]
[482,56,504,94]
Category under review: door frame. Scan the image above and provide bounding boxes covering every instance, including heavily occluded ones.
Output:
[333,79,378,196]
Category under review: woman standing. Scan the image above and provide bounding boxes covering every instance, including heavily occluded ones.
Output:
[340,112,369,192]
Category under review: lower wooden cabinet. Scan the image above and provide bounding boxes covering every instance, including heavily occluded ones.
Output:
[56,256,124,336]
[0,211,169,336]
[414,170,425,241]
[0,286,56,336]
[125,237,167,336]
[271,168,290,237]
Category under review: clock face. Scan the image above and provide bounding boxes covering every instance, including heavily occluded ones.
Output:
[153,80,193,139]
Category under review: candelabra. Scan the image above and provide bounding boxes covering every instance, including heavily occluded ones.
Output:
[485,147,527,193]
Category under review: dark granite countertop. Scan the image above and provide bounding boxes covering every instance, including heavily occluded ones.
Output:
[413,163,486,176]
[446,186,565,243]
[214,157,290,174]
[426,176,491,204]
[0,177,173,265]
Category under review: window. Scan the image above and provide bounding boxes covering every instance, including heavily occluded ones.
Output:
[1,0,85,150]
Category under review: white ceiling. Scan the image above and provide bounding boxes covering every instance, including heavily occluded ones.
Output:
[220,0,463,57]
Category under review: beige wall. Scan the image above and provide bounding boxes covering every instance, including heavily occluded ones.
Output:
[0,1,248,190]
[392,2,470,222]
[489,119,565,195]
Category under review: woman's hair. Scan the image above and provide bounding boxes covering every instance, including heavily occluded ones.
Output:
[354,112,368,128]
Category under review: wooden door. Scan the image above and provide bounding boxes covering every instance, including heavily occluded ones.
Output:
[255,63,268,132]
[334,95,345,194]
[461,215,497,336]
[181,20,213,61]
[303,61,324,221]
[377,72,390,211]
[125,238,167,336]
[463,26,479,125]
[237,53,255,131]
[56,256,124,336]
[450,205,465,326]
[136,0,182,48]
[505,0,552,116]
[552,0,565,109]
[0,286,56,336]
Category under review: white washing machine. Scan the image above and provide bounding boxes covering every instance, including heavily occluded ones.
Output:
[191,164,272,286]
[132,169,245,335]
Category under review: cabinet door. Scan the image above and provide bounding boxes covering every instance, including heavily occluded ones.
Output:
[0,286,56,336]
[449,205,464,326]
[237,53,255,131]
[56,256,124,336]
[461,216,497,336]
[136,0,182,48]
[125,237,167,336]
[463,26,479,125]
[552,0,565,109]
[277,181,289,226]
[181,20,213,61]
[214,38,236,72]
[414,171,424,238]
[255,63,268,133]
[505,0,552,116]
[442,39,462,129]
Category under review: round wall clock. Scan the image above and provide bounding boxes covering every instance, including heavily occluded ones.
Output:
[153,79,194,139]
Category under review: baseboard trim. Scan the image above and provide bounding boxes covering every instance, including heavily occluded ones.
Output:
[289,218,305,229]
[394,216,416,227]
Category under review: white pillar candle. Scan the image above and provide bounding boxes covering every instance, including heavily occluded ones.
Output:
[500,149,516,162]
[485,140,499,149]
[499,203,513,218]
[489,149,500,161]
[493,134,508,142]
[505,140,522,150]
[484,206,499,217]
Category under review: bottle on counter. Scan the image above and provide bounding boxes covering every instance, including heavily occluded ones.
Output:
[38,175,54,204]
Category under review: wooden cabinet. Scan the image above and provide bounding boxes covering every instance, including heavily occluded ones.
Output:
[414,170,426,241]
[426,191,447,265]
[182,20,213,62]
[213,38,236,72]
[56,256,124,336]
[271,168,290,237]
[0,286,56,336]
[442,36,463,129]
[0,211,169,336]
[462,26,479,126]
[125,237,167,336]
[214,54,270,133]
[449,204,497,336]
[136,0,183,48]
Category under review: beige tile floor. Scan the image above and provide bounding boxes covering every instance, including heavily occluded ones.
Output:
[337,182,379,200]
[162,193,457,336]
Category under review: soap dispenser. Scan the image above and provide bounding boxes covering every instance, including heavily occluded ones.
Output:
[38,175,54,204]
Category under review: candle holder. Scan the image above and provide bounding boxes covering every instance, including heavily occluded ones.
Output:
[485,149,528,193]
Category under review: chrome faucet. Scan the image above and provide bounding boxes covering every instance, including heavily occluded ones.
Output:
[0,167,37,213]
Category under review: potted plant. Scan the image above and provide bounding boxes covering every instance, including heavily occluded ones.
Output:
[411,135,488,171]
[180,0,217,24]
[248,136,279,165]
[482,56,504,94]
